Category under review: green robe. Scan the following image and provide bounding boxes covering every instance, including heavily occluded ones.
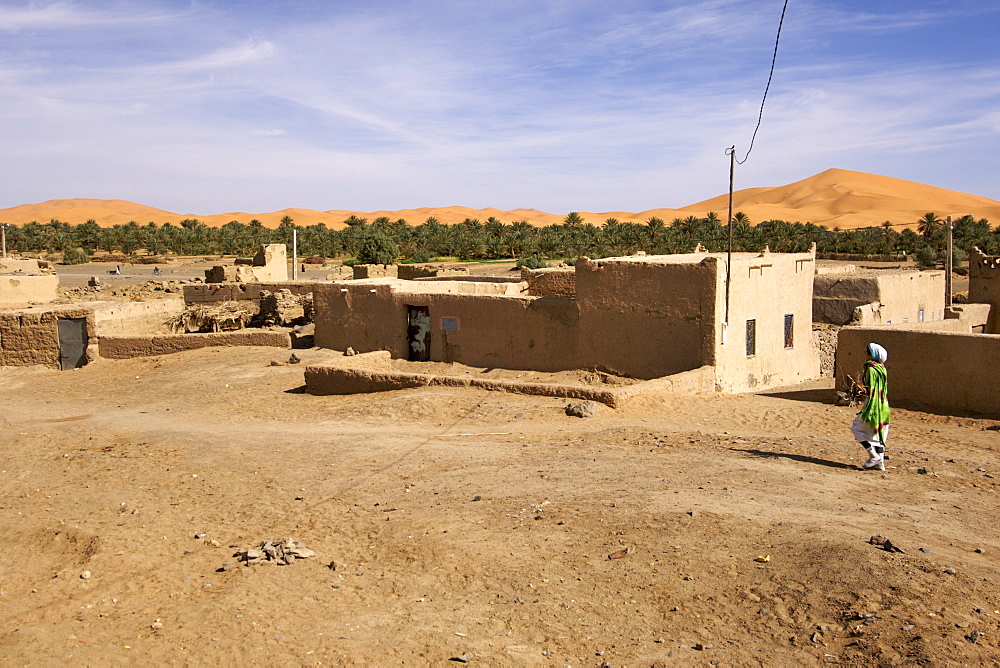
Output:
[859,360,889,444]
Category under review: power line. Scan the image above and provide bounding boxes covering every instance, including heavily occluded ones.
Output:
[736,0,790,166]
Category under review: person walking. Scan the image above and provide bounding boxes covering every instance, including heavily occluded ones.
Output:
[851,342,890,471]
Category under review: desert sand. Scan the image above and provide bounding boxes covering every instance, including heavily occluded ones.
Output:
[3,168,999,230]
[1,343,999,665]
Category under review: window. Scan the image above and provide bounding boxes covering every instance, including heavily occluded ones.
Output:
[746,319,756,357]
[919,308,925,323]
[441,317,459,332]
[783,314,794,349]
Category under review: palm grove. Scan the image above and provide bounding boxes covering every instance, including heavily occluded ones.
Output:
[4,211,996,268]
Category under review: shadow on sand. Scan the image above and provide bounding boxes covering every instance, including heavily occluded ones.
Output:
[732,448,857,471]
[758,387,839,404]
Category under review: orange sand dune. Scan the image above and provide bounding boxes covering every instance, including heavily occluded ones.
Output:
[2,169,998,229]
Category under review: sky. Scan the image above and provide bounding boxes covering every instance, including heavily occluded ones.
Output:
[1,0,998,215]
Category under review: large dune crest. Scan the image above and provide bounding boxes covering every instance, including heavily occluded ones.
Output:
[2,169,998,229]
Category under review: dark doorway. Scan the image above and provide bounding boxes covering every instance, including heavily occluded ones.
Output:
[407,305,431,361]
[57,318,89,370]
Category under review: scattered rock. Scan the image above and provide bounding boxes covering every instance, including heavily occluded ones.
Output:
[450,651,473,663]
[269,360,285,366]
[608,548,630,560]
[80,570,91,580]
[565,401,600,418]
[966,630,983,644]
[288,353,301,364]
[471,495,482,502]
[344,347,356,356]
[150,619,163,630]
[917,468,928,475]
[235,537,317,565]
[944,567,957,575]
[975,547,985,554]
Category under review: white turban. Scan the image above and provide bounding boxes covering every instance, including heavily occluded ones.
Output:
[867,342,887,364]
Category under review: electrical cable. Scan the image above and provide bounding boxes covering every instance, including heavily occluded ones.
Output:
[736,0,790,165]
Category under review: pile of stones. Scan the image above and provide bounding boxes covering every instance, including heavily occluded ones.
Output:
[235,537,317,566]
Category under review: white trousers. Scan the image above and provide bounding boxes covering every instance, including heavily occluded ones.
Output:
[851,416,889,452]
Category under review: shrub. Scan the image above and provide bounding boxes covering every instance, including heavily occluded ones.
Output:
[60,247,91,265]
[355,231,399,265]
[914,246,938,269]
[515,254,547,269]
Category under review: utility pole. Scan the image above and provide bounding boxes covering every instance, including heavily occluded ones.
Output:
[1,223,6,258]
[292,227,298,280]
[723,146,735,345]
[945,215,953,307]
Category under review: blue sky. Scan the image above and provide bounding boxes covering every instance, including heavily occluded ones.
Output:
[1,0,998,215]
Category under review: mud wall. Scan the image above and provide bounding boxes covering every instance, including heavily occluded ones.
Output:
[521,267,576,298]
[183,282,317,304]
[574,257,715,379]
[0,275,60,306]
[813,270,944,326]
[969,249,1000,333]
[90,299,185,336]
[99,330,290,359]
[0,305,97,367]
[836,326,1000,418]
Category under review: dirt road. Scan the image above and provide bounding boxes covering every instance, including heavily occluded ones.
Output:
[1,346,998,665]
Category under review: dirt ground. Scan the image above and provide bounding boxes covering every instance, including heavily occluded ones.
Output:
[2,345,1000,666]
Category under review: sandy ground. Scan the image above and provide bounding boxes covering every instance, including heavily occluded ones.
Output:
[2,346,1000,666]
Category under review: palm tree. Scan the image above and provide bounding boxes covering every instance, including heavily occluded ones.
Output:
[917,212,942,237]
[563,212,584,227]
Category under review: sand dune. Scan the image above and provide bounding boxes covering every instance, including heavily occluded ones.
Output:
[2,168,998,229]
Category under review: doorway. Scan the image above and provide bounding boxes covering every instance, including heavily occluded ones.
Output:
[57,318,89,370]
[407,305,431,361]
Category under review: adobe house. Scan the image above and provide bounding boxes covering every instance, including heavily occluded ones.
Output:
[813,265,945,326]
[312,248,819,393]
[970,247,1000,334]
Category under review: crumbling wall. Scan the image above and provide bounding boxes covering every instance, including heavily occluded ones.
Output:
[969,248,1000,333]
[183,281,316,304]
[521,267,576,298]
[90,299,185,336]
[813,270,944,325]
[99,330,290,359]
[397,264,470,280]
[205,244,288,283]
[352,264,398,280]
[259,289,313,326]
[836,326,1000,418]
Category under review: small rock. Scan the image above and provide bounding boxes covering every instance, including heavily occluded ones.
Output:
[565,401,600,418]
[206,539,221,548]
[901,624,915,631]
[344,347,356,356]
[824,655,840,664]
[975,547,985,554]
[80,570,91,580]
[269,360,284,366]
[450,651,473,663]
[471,495,482,502]
[917,468,928,475]
[919,547,932,554]
[966,630,984,644]
[978,467,986,472]
[693,642,713,650]
[945,567,957,575]
[288,353,301,364]
[194,533,207,539]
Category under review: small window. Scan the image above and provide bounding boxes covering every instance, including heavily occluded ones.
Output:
[441,317,459,332]
[746,319,756,357]
[919,308,925,323]
[783,314,794,349]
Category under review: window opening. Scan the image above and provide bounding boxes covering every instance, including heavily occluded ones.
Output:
[746,319,756,357]
[783,314,794,349]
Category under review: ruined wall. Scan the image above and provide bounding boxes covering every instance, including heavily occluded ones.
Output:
[712,251,819,392]
[205,244,288,283]
[574,257,716,379]
[90,299,185,336]
[521,267,576,298]
[99,330,290,359]
[0,259,43,273]
[836,326,1000,418]
[0,305,97,368]
[397,264,470,280]
[0,275,60,306]
[183,281,317,304]
[813,270,945,326]
[352,264,398,279]
[969,248,1000,333]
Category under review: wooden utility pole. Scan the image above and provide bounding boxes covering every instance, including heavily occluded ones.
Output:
[723,146,735,345]
[292,228,298,280]
[945,215,953,307]
[1,224,6,258]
